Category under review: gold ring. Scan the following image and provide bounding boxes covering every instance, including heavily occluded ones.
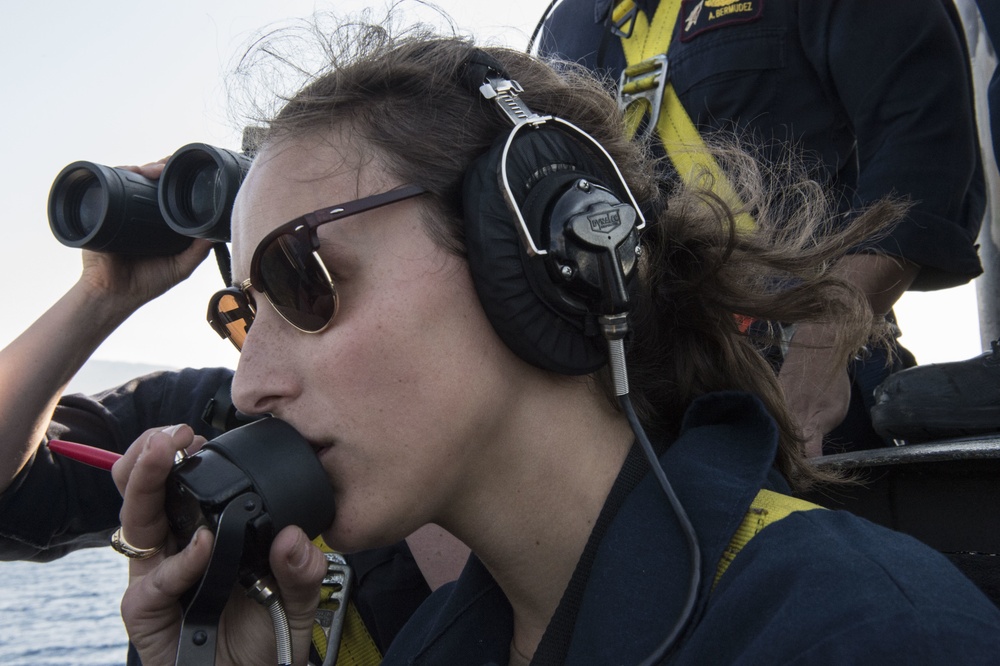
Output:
[110,526,165,560]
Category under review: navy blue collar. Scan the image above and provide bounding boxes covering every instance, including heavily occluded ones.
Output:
[565,390,783,663]
[384,391,783,665]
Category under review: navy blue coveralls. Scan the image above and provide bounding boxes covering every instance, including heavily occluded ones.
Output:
[383,392,1000,664]
[537,0,986,453]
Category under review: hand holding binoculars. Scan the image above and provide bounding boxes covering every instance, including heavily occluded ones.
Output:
[48,143,251,255]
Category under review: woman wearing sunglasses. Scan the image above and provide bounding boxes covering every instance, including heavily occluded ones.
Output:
[112,21,1000,666]
[0,159,457,657]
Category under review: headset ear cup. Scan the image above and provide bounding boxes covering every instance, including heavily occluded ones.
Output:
[463,130,612,375]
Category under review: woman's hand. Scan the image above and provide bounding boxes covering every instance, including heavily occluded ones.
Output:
[0,160,213,494]
[112,425,328,666]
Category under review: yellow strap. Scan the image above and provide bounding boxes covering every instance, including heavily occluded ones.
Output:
[312,602,382,666]
[311,536,383,666]
[715,489,824,586]
[616,0,755,232]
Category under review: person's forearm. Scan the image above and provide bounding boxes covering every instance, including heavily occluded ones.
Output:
[780,253,919,457]
[838,253,919,315]
[0,280,135,493]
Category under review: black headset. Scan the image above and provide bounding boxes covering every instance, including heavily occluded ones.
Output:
[458,50,702,665]
[459,50,645,376]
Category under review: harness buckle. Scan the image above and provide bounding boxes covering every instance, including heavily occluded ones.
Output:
[617,54,669,140]
[315,552,354,666]
[608,1,638,38]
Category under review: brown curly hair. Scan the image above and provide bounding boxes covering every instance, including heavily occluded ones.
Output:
[242,19,903,489]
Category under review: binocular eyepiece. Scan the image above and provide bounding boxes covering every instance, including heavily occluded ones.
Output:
[48,143,251,255]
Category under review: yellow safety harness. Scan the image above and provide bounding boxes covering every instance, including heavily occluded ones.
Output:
[613,4,821,577]
[613,0,755,232]
[716,489,824,586]
[306,489,819,663]
[310,538,382,666]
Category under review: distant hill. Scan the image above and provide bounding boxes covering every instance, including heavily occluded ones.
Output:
[66,360,176,395]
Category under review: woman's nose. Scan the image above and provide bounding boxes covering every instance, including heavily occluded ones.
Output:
[229,309,301,416]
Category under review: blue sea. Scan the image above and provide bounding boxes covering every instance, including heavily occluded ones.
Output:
[0,547,129,665]
[0,364,156,664]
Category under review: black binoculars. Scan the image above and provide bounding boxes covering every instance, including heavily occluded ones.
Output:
[47,143,251,255]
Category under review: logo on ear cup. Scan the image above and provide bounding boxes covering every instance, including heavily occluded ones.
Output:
[588,209,622,233]
[547,178,638,317]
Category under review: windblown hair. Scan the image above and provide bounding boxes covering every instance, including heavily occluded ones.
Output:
[240,16,903,489]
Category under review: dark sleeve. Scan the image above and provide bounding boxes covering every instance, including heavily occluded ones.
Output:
[344,542,432,653]
[701,510,1000,663]
[545,0,985,290]
[800,0,985,290]
[0,367,234,561]
[975,0,1000,166]
[538,0,616,75]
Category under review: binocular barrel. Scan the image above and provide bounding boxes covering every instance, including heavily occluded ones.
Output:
[48,143,251,255]
[159,143,248,241]
[48,162,189,255]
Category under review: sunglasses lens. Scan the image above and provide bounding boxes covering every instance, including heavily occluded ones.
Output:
[257,232,336,332]
[207,289,254,350]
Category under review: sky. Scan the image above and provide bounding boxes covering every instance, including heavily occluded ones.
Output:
[0,0,992,381]
[0,0,549,373]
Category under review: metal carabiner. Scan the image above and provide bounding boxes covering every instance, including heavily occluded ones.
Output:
[617,54,669,141]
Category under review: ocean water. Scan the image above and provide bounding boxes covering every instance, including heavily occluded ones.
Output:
[0,365,142,665]
[0,547,129,665]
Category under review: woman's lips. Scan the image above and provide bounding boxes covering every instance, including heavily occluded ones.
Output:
[309,441,332,455]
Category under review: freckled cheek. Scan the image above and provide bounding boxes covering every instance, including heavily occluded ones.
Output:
[324,294,459,411]
[328,321,422,402]
[316,259,487,411]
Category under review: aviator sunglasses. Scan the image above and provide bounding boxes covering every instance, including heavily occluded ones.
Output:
[206,184,428,350]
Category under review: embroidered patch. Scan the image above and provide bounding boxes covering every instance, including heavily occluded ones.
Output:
[679,0,763,42]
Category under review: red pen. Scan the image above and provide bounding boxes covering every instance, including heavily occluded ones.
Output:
[48,439,122,471]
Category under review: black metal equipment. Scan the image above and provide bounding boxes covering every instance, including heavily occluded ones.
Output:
[48,161,192,255]
[47,143,250,255]
[158,143,248,243]
[165,417,335,666]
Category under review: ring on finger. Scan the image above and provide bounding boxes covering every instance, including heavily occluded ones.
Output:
[110,526,165,560]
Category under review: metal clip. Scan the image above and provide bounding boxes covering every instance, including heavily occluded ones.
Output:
[480,76,538,127]
[477,64,647,258]
[315,552,353,666]
[617,54,668,140]
[607,1,638,38]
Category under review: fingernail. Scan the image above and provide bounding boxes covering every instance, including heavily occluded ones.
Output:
[288,531,310,570]
[161,424,184,436]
